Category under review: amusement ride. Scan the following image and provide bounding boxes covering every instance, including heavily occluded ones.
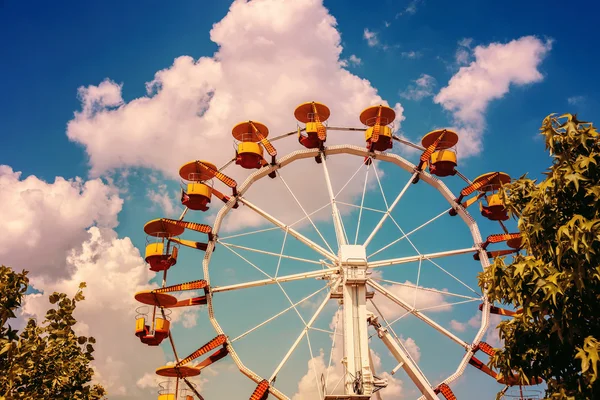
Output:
[133,102,541,399]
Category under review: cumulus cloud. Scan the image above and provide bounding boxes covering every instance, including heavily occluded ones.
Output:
[293,311,404,399]
[405,0,420,14]
[449,314,480,333]
[396,0,422,17]
[434,36,553,156]
[66,0,404,232]
[0,165,122,280]
[400,74,437,101]
[147,183,179,216]
[364,28,379,47]
[399,335,421,363]
[369,270,452,319]
[401,50,422,59]
[340,54,362,67]
[484,314,504,348]
[457,38,473,48]
[21,228,163,398]
[0,165,169,398]
[567,95,585,105]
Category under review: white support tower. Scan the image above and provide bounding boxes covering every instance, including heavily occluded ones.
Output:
[339,245,373,397]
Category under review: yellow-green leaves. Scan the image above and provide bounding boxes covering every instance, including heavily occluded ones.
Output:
[0,266,105,399]
[480,113,600,399]
[576,337,600,384]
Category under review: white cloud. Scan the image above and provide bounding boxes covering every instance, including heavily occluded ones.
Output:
[450,314,480,333]
[484,314,504,348]
[147,183,179,216]
[400,335,421,363]
[455,38,474,66]
[341,54,362,67]
[364,28,379,47]
[454,48,470,66]
[404,0,421,15]
[0,165,122,280]
[21,227,163,399]
[401,50,422,59]
[567,95,585,105]
[369,286,451,322]
[457,37,473,48]
[400,74,437,101]
[468,314,481,328]
[0,165,166,398]
[434,36,552,157]
[293,311,405,399]
[449,319,467,332]
[66,0,405,232]
[348,54,362,66]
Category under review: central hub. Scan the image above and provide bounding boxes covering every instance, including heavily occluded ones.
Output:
[339,245,368,284]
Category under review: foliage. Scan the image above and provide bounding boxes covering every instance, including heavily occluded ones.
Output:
[479,114,600,399]
[0,265,106,399]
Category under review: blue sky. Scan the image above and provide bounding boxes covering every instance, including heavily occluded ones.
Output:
[1,0,599,399]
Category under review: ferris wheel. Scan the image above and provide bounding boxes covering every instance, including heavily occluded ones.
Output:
[133,102,542,400]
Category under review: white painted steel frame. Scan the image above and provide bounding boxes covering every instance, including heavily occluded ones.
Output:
[199,145,492,400]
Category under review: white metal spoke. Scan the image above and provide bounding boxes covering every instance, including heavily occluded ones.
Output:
[320,154,347,247]
[211,269,335,293]
[334,158,367,199]
[370,299,437,399]
[368,208,450,259]
[278,172,337,255]
[230,285,330,343]
[276,281,309,326]
[376,180,482,315]
[425,257,481,297]
[363,163,417,248]
[413,259,423,308]
[306,333,322,399]
[368,350,383,400]
[220,242,273,280]
[217,240,322,266]
[275,230,288,278]
[309,327,339,336]
[219,226,279,241]
[368,247,477,269]
[290,202,331,227]
[369,278,481,301]
[238,197,336,262]
[369,299,414,367]
[368,279,468,348]
[330,374,345,396]
[269,278,341,382]
[325,308,341,390]
[373,312,411,339]
[338,201,385,214]
[416,298,480,313]
[354,163,371,245]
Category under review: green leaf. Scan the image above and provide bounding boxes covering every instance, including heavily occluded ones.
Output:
[48,293,59,304]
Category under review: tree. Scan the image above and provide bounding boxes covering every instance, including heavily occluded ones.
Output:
[0,265,106,399]
[479,114,600,399]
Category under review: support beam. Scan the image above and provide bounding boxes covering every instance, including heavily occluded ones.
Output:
[369,316,437,399]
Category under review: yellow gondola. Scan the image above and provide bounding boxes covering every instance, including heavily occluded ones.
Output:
[420,129,459,177]
[295,101,330,150]
[473,172,512,221]
[359,104,395,152]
